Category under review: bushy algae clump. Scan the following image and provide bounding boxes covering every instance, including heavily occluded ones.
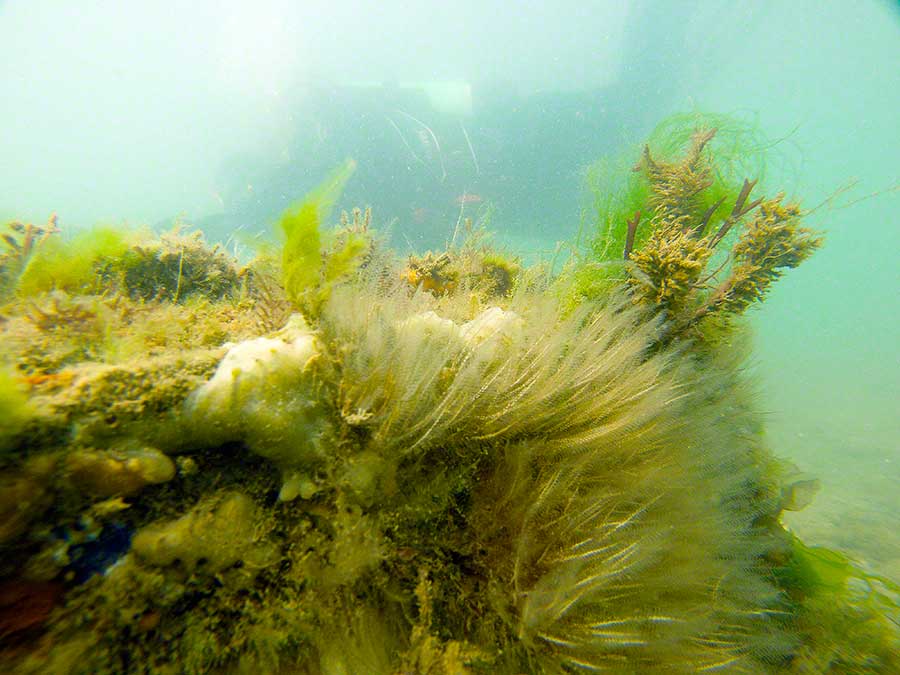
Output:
[566,113,822,345]
[0,116,897,674]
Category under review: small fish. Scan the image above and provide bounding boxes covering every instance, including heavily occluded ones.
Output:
[781,478,821,512]
[455,192,483,205]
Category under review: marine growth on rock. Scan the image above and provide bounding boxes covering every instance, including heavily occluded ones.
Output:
[0,115,896,675]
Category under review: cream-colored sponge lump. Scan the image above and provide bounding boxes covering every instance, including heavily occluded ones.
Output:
[187,315,328,500]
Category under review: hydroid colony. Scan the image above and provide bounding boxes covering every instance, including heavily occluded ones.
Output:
[0,117,896,674]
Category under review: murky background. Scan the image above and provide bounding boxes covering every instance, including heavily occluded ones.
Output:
[2,1,897,577]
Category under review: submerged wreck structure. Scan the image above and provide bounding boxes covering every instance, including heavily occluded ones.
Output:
[0,118,897,674]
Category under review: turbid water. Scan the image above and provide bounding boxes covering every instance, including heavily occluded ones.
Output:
[1,1,897,672]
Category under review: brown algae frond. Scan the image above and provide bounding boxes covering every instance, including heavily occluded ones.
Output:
[569,115,823,345]
[627,128,822,336]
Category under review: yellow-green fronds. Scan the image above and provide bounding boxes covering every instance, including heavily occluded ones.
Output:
[330,283,667,456]
[628,218,714,316]
[467,348,787,673]
[279,160,367,321]
[280,199,322,305]
[582,113,765,271]
[637,127,718,228]
[15,225,131,297]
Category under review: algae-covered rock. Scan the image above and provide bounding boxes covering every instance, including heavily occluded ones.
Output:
[132,491,276,575]
[66,445,175,497]
[106,228,243,303]
[401,245,521,300]
[2,125,896,675]
[27,348,225,447]
[0,455,56,545]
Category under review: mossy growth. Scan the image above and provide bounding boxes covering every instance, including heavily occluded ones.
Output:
[570,112,763,300]
[101,226,244,303]
[401,217,522,303]
[3,216,245,307]
[626,129,821,335]
[0,219,264,388]
[2,267,815,674]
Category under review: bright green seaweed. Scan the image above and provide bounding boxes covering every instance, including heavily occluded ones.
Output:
[15,226,131,297]
[278,158,369,320]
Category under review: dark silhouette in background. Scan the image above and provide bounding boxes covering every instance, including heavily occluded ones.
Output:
[199,0,701,249]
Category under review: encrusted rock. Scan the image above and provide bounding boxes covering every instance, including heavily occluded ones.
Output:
[0,454,56,545]
[66,445,175,497]
[131,492,276,574]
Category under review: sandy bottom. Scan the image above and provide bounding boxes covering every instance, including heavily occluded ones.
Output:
[772,413,899,582]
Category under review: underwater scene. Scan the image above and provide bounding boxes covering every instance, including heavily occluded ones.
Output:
[0,1,898,673]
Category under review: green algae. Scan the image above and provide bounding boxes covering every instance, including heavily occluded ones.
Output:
[278,159,369,321]
[0,366,32,453]
[775,534,900,673]
[15,226,131,297]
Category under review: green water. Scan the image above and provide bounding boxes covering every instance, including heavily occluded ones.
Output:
[682,2,900,580]
[1,0,897,580]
